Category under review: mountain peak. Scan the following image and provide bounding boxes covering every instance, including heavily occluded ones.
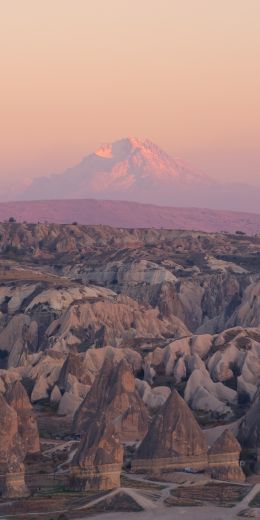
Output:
[21,137,216,205]
[94,137,161,160]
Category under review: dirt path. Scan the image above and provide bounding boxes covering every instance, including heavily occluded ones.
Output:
[233,482,260,513]
[75,475,260,520]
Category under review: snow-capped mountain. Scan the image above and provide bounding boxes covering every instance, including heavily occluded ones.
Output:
[20,137,260,212]
[22,137,212,203]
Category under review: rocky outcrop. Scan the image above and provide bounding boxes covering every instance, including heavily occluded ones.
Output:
[207,429,245,482]
[31,375,49,403]
[73,357,148,443]
[50,384,62,405]
[132,389,207,474]
[5,381,40,454]
[47,294,189,350]
[238,391,260,451]
[0,394,29,498]
[227,281,260,329]
[78,259,177,288]
[71,414,123,490]
[135,380,171,412]
[58,352,91,390]
[0,314,33,368]
[57,391,83,417]
[0,223,259,484]
[184,367,237,417]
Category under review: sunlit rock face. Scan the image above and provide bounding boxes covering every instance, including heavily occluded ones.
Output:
[5,380,40,455]
[71,415,123,491]
[207,429,245,482]
[73,357,148,443]
[0,394,29,498]
[132,389,208,474]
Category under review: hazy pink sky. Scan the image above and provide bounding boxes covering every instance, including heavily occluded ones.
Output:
[0,0,259,193]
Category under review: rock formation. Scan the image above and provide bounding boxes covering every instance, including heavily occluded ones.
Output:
[73,357,148,443]
[5,380,40,454]
[238,391,260,473]
[48,294,189,350]
[0,394,29,498]
[132,389,208,474]
[57,352,91,391]
[71,414,123,490]
[184,367,237,417]
[238,390,260,448]
[207,429,245,482]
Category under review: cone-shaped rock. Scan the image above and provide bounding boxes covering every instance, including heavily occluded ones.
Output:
[238,391,260,473]
[0,394,29,498]
[71,413,123,490]
[133,389,207,473]
[208,429,245,482]
[73,357,148,442]
[58,352,91,391]
[5,381,40,454]
[238,390,260,449]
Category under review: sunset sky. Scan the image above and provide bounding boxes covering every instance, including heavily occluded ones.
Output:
[0,0,259,195]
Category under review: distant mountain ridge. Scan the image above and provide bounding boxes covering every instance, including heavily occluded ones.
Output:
[22,137,210,202]
[19,137,260,213]
[1,198,260,235]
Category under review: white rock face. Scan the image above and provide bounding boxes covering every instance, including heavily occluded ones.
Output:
[24,354,63,387]
[163,338,190,376]
[227,282,260,328]
[57,392,82,416]
[65,375,90,400]
[184,368,237,416]
[135,379,170,411]
[173,357,186,384]
[50,385,62,404]
[145,386,171,411]
[0,285,37,314]
[143,348,164,384]
[207,344,243,382]
[186,353,205,373]
[117,260,177,286]
[31,375,49,403]
[191,334,213,358]
[205,255,247,274]
[26,286,116,313]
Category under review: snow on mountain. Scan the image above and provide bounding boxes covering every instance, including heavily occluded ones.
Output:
[21,138,213,201]
[16,137,260,213]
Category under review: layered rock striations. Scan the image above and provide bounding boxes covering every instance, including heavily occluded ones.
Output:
[207,429,245,482]
[132,389,208,474]
[73,357,148,443]
[71,414,123,490]
[5,380,40,454]
[0,394,29,498]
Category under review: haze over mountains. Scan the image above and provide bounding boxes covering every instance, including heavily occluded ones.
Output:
[16,137,260,214]
[1,137,260,234]
[2,199,260,235]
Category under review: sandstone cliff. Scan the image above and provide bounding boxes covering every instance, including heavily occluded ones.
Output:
[73,357,148,443]
[133,389,207,473]
[71,414,123,490]
[208,429,245,482]
[5,380,40,454]
[0,394,29,498]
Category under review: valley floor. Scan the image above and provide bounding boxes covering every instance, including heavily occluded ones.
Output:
[0,473,259,520]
